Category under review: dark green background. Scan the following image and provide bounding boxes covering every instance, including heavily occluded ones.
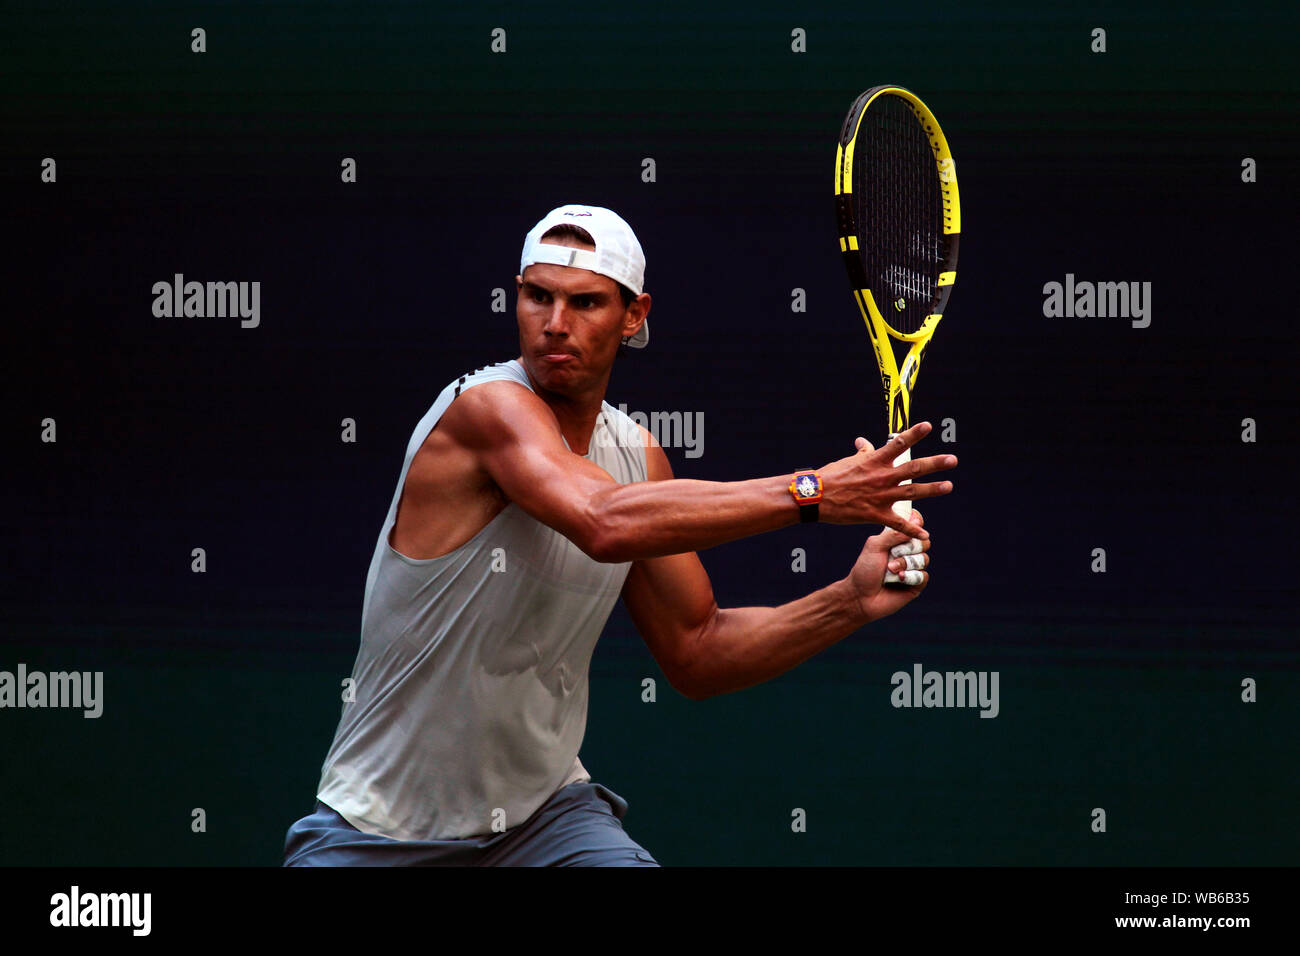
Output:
[3,0,1297,866]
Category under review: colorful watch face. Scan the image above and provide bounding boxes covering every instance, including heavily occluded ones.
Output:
[791,472,822,503]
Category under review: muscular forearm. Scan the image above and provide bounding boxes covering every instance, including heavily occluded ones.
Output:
[580,428,947,562]
[589,475,799,561]
[675,578,869,700]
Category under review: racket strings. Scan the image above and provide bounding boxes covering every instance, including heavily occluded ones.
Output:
[853,95,946,335]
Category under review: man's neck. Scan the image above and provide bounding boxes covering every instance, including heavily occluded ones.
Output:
[517,358,609,456]
[549,399,603,456]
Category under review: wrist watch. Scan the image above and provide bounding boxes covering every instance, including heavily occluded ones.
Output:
[789,470,823,523]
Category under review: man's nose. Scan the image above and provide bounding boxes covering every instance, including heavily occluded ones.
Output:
[543,301,571,335]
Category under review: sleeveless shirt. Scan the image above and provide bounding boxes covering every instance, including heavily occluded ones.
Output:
[315,360,648,840]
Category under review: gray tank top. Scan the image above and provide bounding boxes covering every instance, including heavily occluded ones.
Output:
[316,360,648,841]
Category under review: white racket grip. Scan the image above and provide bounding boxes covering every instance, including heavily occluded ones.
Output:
[883,435,913,585]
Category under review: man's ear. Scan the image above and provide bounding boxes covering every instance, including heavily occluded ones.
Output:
[622,313,645,340]
[623,292,651,336]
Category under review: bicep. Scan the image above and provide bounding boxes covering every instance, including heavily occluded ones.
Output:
[622,552,716,693]
[443,383,619,552]
[621,438,718,694]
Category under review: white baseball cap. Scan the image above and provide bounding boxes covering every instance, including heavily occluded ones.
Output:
[520,204,649,348]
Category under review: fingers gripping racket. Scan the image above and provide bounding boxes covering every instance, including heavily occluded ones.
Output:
[834,85,960,583]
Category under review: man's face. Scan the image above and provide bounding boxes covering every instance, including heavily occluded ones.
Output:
[515,238,647,396]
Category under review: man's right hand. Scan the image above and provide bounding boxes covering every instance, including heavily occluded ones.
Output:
[816,422,956,539]
[844,508,932,623]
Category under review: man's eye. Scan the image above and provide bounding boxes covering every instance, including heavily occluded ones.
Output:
[575,297,594,308]
[530,289,548,302]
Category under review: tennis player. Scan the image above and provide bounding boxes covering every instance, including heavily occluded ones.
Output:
[283,204,957,866]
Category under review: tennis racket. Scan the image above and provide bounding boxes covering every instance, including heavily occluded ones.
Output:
[834,84,960,584]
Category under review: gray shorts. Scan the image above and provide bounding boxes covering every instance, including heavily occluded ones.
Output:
[283,782,660,867]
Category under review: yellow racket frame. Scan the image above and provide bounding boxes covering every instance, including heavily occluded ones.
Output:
[835,85,960,436]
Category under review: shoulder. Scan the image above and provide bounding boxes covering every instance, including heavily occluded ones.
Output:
[449,359,529,397]
[600,403,671,480]
[436,364,560,454]
[641,429,672,480]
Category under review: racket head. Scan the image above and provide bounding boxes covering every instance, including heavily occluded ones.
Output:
[835,85,961,341]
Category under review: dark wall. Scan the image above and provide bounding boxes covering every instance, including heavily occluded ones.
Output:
[3,0,1297,865]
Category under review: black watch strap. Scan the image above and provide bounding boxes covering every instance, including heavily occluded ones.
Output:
[790,469,823,523]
